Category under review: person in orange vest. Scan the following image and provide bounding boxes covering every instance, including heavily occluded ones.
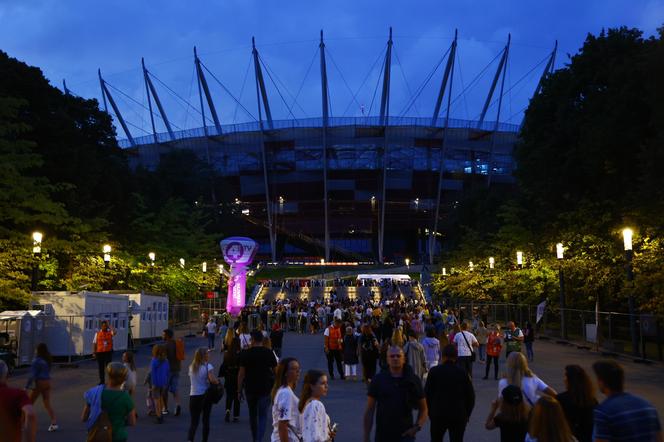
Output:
[93,321,117,384]
[324,319,345,380]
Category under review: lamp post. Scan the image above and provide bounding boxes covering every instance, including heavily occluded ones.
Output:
[320,258,325,287]
[103,244,112,269]
[622,228,639,357]
[179,258,185,269]
[442,267,447,276]
[516,251,523,269]
[489,257,495,269]
[556,243,566,339]
[31,231,43,291]
[148,252,156,266]
[468,261,474,271]
[405,258,410,269]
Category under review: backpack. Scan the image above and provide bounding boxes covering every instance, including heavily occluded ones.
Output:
[86,392,122,442]
[175,338,186,361]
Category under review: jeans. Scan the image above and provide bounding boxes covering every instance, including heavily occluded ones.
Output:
[326,349,344,379]
[525,341,534,361]
[188,394,212,442]
[207,332,215,349]
[96,351,113,384]
[478,344,486,361]
[430,418,466,442]
[485,355,499,379]
[246,394,270,442]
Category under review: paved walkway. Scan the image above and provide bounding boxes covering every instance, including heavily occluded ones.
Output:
[8,333,664,441]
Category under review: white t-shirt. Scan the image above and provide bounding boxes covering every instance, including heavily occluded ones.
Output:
[333,308,342,320]
[454,331,478,357]
[271,386,302,442]
[498,375,550,406]
[206,322,217,334]
[189,363,213,396]
[302,399,331,442]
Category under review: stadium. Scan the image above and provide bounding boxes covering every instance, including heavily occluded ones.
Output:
[96,31,556,264]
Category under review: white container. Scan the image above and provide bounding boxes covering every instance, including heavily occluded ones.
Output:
[125,292,169,340]
[31,291,130,357]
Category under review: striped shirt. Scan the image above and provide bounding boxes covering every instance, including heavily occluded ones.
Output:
[594,392,661,441]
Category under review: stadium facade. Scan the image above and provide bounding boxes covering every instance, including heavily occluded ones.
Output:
[97,30,556,264]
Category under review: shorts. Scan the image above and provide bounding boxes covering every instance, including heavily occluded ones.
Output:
[167,372,180,393]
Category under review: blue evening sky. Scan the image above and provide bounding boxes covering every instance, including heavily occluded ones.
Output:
[1,1,662,140]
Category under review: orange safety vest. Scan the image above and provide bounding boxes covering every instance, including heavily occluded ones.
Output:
[327,326,342,350]
[96,330,114,353]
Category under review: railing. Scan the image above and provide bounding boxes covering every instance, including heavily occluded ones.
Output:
[118,116,521,148]
[451,300,664,362]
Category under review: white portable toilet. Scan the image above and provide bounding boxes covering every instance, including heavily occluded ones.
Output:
[31,291,129,357]
[0,311,45,366]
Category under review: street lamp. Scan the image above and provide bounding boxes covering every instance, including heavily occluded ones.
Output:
[180,258,185,269]
[556,243,566,339]
[31,231,43,291]
[489,257,495,269]
[320,258,325,287]
[622,228,639,357]
[468,261,474,271]
[405,258,410,268]
[148,252,155,266]
[442,267,447,276]
[516,251,523,269]
[103,244,112,269]
[202,261,207,273]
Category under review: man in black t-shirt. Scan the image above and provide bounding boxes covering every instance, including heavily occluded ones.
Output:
[238,330,277,442]
[363,345,428,442]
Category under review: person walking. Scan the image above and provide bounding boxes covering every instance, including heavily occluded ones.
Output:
[359,324,380,383]
[592,360,662,442]
[93,320,117,384]
[525,396,576,442]
[82,362,136,442]
[403,330,427,381]
[271,357,302,442]
[0,360,37,442]
[363,345,428,442]
[421,327,440,369]
[556,365,597,442]
[453,322,478,377]
[424,344,475,442]
[271,323,285,359]
[238,330,278,442]
[220,333,241,423]
[187,347,220,442]
[121,351,137,399]
[323,319,345,380]
[485,385,530,442]
[162,329,183,416]
[300,370,336,442]
[238,322,252,350]
[25,343,58,432]
[498,352,556,406]
[484,324,503,380]
[503,321,523,359]
[523,321,535,362]
[342,326,359,381]
[205,318,217,350]
[150,344,170,423]
[476,321,489,363]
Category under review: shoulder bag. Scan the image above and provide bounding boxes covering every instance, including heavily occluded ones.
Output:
[461,331,476,362]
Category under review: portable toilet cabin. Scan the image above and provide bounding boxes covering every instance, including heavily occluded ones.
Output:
[0,311,45,367]
[31,291,130,357]
[107,292,169,341]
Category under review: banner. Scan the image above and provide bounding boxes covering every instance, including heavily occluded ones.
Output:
[220,237,258,315]
[536,300,546,324]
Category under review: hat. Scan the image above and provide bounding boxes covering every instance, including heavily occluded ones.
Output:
[501,385,523,406]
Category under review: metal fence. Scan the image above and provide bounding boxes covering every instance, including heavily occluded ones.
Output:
[453,300,664,362]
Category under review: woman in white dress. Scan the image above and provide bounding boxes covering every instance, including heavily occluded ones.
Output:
[271,357,302,442]
[299,370,336,442]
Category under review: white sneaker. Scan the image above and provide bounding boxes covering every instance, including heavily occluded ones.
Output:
[48,424,59,432]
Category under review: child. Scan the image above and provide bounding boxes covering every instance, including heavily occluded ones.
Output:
[122,351,137,397]
[149,344,170,423]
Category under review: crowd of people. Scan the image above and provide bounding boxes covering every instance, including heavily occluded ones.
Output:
[1,296,662,442]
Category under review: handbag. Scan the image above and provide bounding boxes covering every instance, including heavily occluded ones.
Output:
[461,331,476,362]
[205,382,225,404]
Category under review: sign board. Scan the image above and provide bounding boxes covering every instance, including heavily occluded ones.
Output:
[220,237,257,316]
[536,300,546,323]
